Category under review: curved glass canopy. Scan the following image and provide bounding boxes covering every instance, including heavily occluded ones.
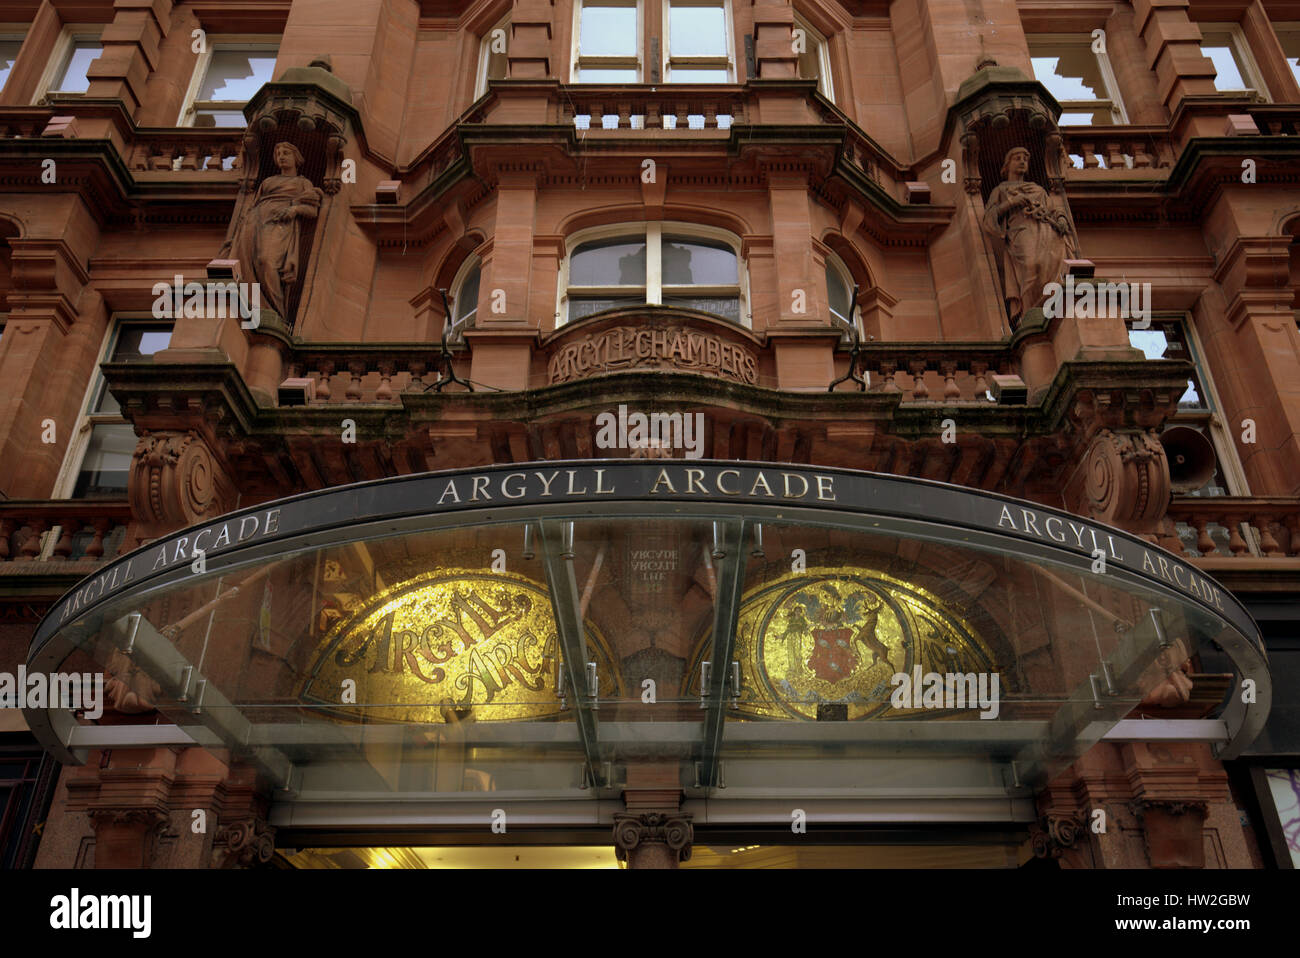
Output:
[26,461,1269,807]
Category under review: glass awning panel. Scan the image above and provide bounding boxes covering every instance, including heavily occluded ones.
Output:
[25,461,1269,803]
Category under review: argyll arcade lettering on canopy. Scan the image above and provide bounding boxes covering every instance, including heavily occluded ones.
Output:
[39,462,1254,648]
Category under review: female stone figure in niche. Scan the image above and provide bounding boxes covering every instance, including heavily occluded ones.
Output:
[223,141,323,320]
[981,146,1075,325]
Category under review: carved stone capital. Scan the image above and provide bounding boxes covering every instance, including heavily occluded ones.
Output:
[1130,800,1209,869]
[129,429,237,527]
[1029,812,1088,861]
[213,819,277,870]
[612,812,694,866]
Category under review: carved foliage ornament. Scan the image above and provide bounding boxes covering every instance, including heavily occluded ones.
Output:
[214,819,277,869]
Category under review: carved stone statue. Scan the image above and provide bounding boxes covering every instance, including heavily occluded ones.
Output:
[981,146,1075,324]
[222,141,323,320]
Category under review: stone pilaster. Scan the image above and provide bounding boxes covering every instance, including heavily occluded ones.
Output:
[84,0,175,118]
[509,0,553,79]
[752,0,796,80]
[1131,0,1217,116]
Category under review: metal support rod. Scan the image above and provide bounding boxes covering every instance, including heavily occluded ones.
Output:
[428,287,475,392]
[827,285,866,391]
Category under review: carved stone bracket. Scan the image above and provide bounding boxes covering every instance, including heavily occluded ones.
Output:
[1075,427,1171,526]
[129,429,238,528]
[1029,812,1089,862]
[613,812,694,867]
[213,819,277,869]
[1130,800,1209,869]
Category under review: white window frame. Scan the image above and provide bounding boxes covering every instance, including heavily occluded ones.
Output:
[33,26,102,103]
[1199,22,1270,100]
[662,0,735,83]
[793,13,833,100]
[571,0,643,83]
[448,255,482,338]
[474,15,510,98]
[51,319,171,500]
[824,251,861,337]
[1277,22,1300,86]
[0,29,26,95]
[556,221,750,328]
[1027,33,1128,125]
[177,36,280,127]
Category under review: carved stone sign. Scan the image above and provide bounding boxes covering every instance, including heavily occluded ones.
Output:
[547,326,758,385]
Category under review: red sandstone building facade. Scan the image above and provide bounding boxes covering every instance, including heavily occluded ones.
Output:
[0,0,1298,869]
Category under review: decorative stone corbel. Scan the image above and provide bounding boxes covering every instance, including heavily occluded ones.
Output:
[129,429,237,528]
[1075,427,1171,527]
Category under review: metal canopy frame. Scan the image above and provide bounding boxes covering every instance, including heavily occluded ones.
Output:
[23,460,1271,799]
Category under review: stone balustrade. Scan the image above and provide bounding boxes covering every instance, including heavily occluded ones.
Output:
[559,86,747,131]
[1168,497,1300,558]
[128,130,244,173]
[1245,104,1300,136]
[843,344,1016,402]
[0,500,132,564]
[287,347,455,402]
[1060,127,1175,171]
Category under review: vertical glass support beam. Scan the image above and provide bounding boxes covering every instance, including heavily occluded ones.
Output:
[698,519,745,788]
[537,520,602,787]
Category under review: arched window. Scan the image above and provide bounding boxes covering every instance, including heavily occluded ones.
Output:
[559,223,746,326]
[448,258,481,337]
[824,252,860,335]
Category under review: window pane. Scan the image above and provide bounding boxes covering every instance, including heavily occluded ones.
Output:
[662,237,736,285]
[571,238,646,286]
[1281,31,1300,84]
[0,40,22,92]
[72,423,136,498]
[199,50,277,101]
[194,110,248,128]
[93,326,171,413]
[569,296,643,321]
[454,266,480,325]
[1058,107,1115,126]
[826,263,850,321]
[1128,325,1205,409]
[1030,48,1109,102]
[112,326,172,362]
[577,68,639,82]
[661,295,739,322]
[669,4,727,57]
[53,42,100,93]
[797,38,821,82]
[667,68,729,83]
[1201,37,1249,90]
[579,4,637,57]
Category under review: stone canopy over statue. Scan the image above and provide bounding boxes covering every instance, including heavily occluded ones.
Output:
[981,146,1076,326]
[221,141,323,322]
